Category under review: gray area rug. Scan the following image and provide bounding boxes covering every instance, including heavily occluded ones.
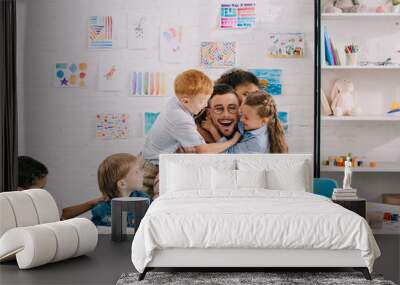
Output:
[116,271,396,285]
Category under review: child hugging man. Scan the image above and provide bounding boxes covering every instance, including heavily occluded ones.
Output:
[141,69,241,198]
[91,153,149,228]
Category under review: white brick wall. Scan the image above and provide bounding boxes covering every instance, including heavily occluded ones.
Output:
[17,0,314,208]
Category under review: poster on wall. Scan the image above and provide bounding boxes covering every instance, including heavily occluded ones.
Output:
[278,111,289,136]
[128,13,153,49]
[220,2,256,29]
[267,33,304,58]
[130,71,166,96]
[143,112,160,135]
[54,62,88,88]
[88,16,113,49]
[97,59,124,91]
[160,25,184,63]
[248,69,282,96]
[96,113,129,140]
[200,41,237,68]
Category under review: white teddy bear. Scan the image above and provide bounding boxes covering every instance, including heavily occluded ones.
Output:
[330,79,360,116]
[324,0,368,13]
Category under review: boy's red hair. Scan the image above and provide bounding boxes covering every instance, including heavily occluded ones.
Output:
[174,69,213,97]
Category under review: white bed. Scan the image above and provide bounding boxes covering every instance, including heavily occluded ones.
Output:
[131,154,380,280]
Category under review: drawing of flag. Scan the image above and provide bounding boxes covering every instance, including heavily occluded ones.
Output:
[88,16,113,49]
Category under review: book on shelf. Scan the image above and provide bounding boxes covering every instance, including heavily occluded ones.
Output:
[334,188,357,193]
[333,192,357,197]
[323,25,341,66]
[332,188,359,200]
[332,194,359,200]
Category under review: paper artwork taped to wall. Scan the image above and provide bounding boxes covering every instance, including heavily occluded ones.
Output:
[96,113,129,140]
[97,60,124,91]
[88,16,113,49]
[130,71,166,96]
[54,62,87,88]
[248,69,282,96]
[200,41,237,68]
[220,2,256,29]
[128,13,153,49]
[278,111,289,135]
[160,25,183,63]
[143,112,160,135]
[267,33,304,58]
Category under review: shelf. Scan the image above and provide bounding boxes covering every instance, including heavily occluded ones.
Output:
[322,65,400,70]
[372,222,400,235]
[322,13,400,19]
[322,116,400,121]
[321,162,400,172]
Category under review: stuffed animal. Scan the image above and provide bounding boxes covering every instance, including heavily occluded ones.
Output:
[376,0,400,12]
[330,79,357,116]
[324,0,367,13]
[321,89,333,116]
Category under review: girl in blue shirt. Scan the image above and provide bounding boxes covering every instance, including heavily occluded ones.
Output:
[220,91,287,153]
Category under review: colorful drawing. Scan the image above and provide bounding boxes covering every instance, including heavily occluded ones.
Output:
[130,71,166,96]
[160,25,183,63]
[96,113,129,140]
[267,33,304,58]
[220,2,256,29]
[54,62,87,88]
[144,112,160,135]
[249,69,282,96]
[278,111,289,135]
[97,60,124,91]
[128,13,153,49]
[88,16,113,49]
[200,41,237,68]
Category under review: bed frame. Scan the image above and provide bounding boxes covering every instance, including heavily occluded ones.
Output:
[139,248,371,280]
[137,154,372,281]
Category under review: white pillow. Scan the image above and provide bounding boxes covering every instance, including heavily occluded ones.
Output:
[212,168,237,190]
[167,162,212,192]
[237,158,311,192]
[266,162,307,191]
[236,169,267,189]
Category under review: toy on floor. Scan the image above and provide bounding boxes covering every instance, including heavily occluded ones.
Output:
[329,79,360,116]
[324,0,368,13]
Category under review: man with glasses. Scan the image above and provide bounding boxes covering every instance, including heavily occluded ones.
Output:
[195,84,241,144]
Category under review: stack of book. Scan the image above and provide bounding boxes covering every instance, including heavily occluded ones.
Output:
[332,188,358,200]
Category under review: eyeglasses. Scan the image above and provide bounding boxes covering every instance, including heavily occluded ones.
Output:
[210,104,239,114]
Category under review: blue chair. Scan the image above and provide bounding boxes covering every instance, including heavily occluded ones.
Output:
[313,178,338,198]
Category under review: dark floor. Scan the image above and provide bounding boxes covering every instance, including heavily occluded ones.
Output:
[0,235,134,285]
[1,234,398,285]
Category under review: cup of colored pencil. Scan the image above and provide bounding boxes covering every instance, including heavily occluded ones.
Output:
[345,44,359,66]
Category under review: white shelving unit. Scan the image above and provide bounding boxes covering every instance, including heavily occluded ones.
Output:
[322,162,400,172]
[322,65,400,70]
[372,222,400,235]
[322,116,400,121]
[320,8,400,174]
[322,13,400,20]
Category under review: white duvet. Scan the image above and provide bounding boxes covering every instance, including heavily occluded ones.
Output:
[131,190,380,273]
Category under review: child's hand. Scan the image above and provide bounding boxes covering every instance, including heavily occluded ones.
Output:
[176,146,196,153]
[201,115,217,134]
